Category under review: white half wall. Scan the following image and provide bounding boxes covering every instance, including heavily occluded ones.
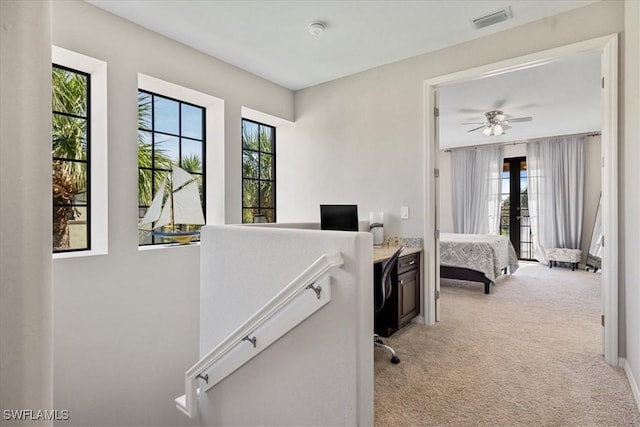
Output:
[198,225,373,426]
[50,2,293,426]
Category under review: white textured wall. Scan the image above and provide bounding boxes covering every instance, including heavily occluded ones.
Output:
[199,226,373,425]
[51,2,293,426]
[624,0,640,410]
[0,1,53,425]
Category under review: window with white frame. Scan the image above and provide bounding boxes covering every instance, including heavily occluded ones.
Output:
[52,47,107,257]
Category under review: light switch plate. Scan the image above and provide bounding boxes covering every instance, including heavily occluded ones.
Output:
[400,206,409,219]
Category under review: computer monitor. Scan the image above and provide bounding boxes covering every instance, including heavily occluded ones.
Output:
[320,205,359,231]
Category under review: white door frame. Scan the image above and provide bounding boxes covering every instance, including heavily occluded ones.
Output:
[422,34,619,366]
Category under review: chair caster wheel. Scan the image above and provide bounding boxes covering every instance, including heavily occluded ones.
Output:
[391,356,400,364]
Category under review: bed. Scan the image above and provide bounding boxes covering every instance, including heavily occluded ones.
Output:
[439,233,519,294]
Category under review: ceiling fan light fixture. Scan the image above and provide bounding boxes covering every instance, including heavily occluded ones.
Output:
[464,109,531,136]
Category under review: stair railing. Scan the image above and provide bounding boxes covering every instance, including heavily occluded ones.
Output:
[175,252,344,418]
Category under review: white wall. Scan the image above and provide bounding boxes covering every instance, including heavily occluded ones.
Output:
[277,65,424,238]
[624,0,640,409]
[198,226,373,425]
[0,1,53,424]
[50,2,293,426]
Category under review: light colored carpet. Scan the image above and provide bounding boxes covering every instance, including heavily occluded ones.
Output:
[374,262,640,426]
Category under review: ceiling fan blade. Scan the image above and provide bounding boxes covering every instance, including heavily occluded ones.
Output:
[461,122,485,125]
[501,124,512,131]
[467,125,486,133]
[507,116,533,123]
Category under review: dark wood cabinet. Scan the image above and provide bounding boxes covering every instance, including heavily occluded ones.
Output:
[374,251,421,338]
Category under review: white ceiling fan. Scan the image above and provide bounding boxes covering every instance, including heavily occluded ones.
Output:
[463,110,532,136]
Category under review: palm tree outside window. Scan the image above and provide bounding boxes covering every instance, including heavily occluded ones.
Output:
[137,90,206,245]
[52,65,90,252]
[242,119,275,223]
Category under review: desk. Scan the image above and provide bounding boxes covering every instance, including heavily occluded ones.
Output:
[374,245,422,264]
[373,246,422,337]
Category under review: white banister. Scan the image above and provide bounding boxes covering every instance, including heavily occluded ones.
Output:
[175,252,344,418]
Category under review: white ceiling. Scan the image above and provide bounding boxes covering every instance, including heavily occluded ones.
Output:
[86,0,602,146]
[438,52,602,149]
[87,0,596,90]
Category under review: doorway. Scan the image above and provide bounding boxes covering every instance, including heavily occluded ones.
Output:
[500,156,533,260]
[424,34,619,365]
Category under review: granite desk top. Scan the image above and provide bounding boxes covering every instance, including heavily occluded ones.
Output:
[373,245,422,264]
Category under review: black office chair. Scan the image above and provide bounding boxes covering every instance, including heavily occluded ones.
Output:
[374,246,404,364]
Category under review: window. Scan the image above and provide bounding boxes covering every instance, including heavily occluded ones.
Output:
[500,157,532,260]
[52,65,90,253]
[137,90,206,245]
[52,47,108,258]
[242,119,275,223]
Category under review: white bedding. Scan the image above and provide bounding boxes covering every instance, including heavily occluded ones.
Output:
[440,233,519,282]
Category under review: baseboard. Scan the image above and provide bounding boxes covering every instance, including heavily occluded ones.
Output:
[621,358,640,412]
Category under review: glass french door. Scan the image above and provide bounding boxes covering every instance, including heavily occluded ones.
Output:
[500,157,534,260]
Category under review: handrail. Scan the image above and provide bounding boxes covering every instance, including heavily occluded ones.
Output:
[176,251,344,418]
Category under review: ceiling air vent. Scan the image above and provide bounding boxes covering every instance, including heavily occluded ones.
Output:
[471,6,512,30]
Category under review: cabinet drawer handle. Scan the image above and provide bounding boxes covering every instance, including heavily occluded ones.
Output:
[408,260,416,265]
[400,279,404,285]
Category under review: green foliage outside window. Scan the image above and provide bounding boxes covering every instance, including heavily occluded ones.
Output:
[137,90,205,245]
[242,119,275,223]
[52,66,89,252]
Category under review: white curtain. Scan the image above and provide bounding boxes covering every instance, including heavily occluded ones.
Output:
[526,136,585,264]
[451,145,504,235]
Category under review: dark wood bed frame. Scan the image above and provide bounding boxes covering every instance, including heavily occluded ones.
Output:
[440,265,505,294]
